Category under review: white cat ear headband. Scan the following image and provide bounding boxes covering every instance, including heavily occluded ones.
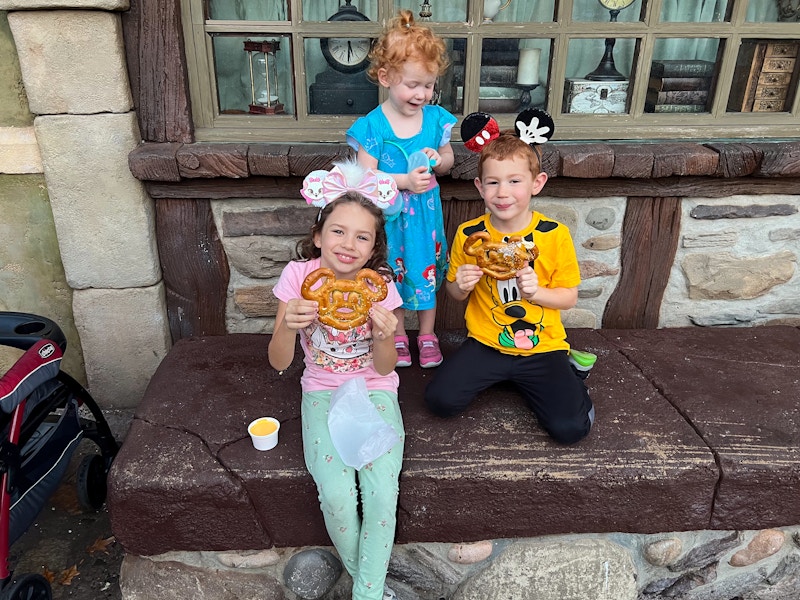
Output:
[300,159,402,219]
[460,108,555,153]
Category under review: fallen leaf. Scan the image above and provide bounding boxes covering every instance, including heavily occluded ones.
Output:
[58,565,80,586]
[87,535,116,555]
[42,568,56,583]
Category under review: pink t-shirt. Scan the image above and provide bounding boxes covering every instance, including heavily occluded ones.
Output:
[272,258,403,392]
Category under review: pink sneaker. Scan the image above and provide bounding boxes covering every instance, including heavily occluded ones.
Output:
[395,335,412,367]
[417,334,443,369]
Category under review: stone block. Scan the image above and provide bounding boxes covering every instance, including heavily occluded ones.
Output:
[8,10,132,115]
[0,127,42,174]
[119,554,281,600]
[34,112,160,289]
[598,326,800,530]
[453,538,637,600]
[0,0,128,7]
[0,13,33,126]
[110,329,723,556]
[72,284,170,409]
[224,236,299,279]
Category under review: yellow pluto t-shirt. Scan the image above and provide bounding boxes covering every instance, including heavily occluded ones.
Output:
[448,211,581,355]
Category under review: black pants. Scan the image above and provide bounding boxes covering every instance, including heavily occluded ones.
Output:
[424,337,594,445]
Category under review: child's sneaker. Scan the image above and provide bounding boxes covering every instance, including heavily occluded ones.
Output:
[383,585,398,600]
[395,336,412,368]
[417,334,443,369]
[569,348,597,380]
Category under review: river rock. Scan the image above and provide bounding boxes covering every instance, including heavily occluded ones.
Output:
[448,540,494,564]
[283,548,342,599]
[644,538,682,567]
[729,529,785,567]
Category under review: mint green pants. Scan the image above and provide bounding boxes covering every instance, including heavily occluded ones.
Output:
[302,389,404,600]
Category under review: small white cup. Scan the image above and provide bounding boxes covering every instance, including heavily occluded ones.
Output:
[248,417,280,451]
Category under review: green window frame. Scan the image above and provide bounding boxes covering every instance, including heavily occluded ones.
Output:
[181,0,800,142]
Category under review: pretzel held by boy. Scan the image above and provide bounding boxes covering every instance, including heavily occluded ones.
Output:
[463,231,540,280]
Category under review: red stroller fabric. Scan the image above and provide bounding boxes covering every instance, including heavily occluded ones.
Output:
[0,340,63,414]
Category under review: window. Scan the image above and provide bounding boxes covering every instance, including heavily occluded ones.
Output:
[181,0,800,142]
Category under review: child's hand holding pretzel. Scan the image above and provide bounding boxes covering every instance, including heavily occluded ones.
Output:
[283,298,319,331]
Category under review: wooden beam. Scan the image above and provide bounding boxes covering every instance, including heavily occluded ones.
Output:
[603,197,681,329]
[156,199,229,340]
[128,0,193,143]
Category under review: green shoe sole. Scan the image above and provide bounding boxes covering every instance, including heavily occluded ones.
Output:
[569,348,597,371]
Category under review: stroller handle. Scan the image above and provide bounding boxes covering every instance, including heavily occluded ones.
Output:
[0,312,67,353]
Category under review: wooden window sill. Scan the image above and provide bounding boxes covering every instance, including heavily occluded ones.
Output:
[129,140,800,185]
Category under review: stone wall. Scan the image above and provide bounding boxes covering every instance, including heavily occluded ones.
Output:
[120,527,800,600]
[215,194,799,334]
[663,198,799,327]
[0,11,85,380]
[0,2,171,408]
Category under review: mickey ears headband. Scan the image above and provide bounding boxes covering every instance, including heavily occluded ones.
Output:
[300,159,402,219]
[460,108,555,153]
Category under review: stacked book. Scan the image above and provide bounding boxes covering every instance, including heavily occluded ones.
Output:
[645,60,714,113]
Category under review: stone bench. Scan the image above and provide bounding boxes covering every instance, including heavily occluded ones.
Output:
[107,326,800,559]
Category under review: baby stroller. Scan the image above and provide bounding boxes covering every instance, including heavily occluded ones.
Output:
[0,312,119,600]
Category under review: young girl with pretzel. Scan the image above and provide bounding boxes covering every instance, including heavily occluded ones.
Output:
[346,9,457,369]
[268,162,404,600]
[424,109,596,445]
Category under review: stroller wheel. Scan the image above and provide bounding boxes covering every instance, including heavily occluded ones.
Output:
[76,454,107,511]
[0,573,52,600]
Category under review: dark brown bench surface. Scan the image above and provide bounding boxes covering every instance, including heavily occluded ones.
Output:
[108,326,800,556]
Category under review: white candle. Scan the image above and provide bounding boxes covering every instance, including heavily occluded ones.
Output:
[516,48,541,85]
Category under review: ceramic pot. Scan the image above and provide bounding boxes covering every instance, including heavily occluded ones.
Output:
[483,0,512,21]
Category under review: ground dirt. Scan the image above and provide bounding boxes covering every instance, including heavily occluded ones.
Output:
[5,412,131,600]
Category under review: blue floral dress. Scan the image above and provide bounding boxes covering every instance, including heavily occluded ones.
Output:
[347,104,457,311]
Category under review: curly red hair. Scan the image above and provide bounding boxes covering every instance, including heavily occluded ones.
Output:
[367,9,449,82]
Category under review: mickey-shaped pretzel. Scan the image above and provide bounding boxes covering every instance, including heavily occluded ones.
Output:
[301,268,388,330]
[463,231,539,280]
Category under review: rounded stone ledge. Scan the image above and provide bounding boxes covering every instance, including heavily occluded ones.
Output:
[117,528,800,600]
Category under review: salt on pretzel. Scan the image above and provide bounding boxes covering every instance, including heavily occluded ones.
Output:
[463,231,539,280]
[301,268,388,330]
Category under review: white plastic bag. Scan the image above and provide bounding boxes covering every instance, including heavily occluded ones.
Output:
[328,377,400,470]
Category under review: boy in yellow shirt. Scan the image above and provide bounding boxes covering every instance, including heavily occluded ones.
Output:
[425,110,595,444]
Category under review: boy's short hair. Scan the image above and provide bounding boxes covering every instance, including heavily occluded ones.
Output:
[477,132,542,179]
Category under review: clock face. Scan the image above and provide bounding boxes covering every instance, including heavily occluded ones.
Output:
[598,0,636,9]
[320,6,372,74]
[321,37,371,74]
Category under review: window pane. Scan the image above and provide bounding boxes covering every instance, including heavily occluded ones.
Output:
[745,2,796,22]
[434,39,464,115]
[453,38,543,114]
[480,0,556,24]
[395,0,467,22]
[206,0,288,21]
[305,0,377,23]
[306,38,379,115]
[727,40,798,112]
[660,0,728,23]
[573,1,642,23]
[566,37,636,80]
[213,35,295,116]
[562,38,635,114]
[646,38,719,114]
